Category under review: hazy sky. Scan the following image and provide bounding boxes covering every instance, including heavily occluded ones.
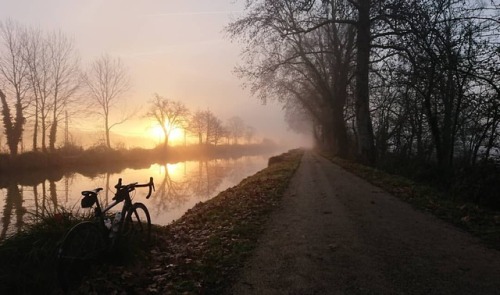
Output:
[0,0,306,147]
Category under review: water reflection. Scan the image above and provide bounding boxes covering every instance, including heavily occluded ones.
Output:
[0,155,269,240]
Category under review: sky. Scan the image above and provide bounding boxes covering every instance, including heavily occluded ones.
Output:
[0,0,308,148]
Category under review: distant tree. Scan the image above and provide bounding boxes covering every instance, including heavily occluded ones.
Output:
[284,101,314,137]
[210,119,226,146]
[207,114,225,146]
[83,54,130,149]
[226,1,364,160]
[0,19,30,155]
[226,116,245,144]
[147,94,190,149]
[189,110,205,145]
[188,109,227,146]
[244,125,255,144]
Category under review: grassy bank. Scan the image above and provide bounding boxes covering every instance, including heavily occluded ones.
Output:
[0,211,80,293]
[323,154,500,251]
[0,149,303,294]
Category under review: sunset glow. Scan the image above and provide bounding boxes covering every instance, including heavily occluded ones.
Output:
[150,124,184,144]
[0,0,304,151]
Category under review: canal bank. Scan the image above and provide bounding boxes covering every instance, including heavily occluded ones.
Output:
[0,149,303,294]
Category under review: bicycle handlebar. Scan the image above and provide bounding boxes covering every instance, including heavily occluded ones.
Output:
[114,177,155,199]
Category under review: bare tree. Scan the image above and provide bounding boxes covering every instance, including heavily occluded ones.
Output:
[189,110,206,145]
[147,94,190,149]
[354,0,376,164]
[47,31,80,151]
[226,0,360,158]
[0,19,30,155]
[188,109,226,145]
[226,116,245,144]
[22,27,80,152]
[21,25,44,151]
[83,54,130,149]
[244,125,255,144]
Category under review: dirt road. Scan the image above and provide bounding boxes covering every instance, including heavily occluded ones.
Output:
[229,151,500,294]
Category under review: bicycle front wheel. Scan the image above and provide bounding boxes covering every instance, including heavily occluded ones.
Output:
[57,221,106,292]
[123,202,151,244]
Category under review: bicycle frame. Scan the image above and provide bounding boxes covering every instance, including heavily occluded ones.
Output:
[85,177,154,239]
[90,192,130,242]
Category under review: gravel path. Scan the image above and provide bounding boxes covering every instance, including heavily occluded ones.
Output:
[229,151,500,295]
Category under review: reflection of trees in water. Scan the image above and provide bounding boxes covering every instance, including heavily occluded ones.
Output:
[23,180,62,230]
[0,173,78,240]
[0,184,25,240]
[225,156,264,184]
[0,156,267,238]
[98,172,112,208]
[150,164,190,217]
[187,159,228,200]
[151,159,230,219]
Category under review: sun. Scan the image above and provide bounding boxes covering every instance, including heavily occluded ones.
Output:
[151,124,165,140]
[150,123,184,144]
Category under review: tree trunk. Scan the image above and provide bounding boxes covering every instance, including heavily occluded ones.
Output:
[49,120,57,152]
[0,90,24,155]
[33,99,39,151]
[105,116,111,149]
[49,100,58,152]
[355,0,376,165]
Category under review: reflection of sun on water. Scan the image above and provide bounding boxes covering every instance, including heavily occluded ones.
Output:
[167,163,182,177]
[153,163,183,181]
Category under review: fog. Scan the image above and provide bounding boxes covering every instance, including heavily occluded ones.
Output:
[0,0,311,150]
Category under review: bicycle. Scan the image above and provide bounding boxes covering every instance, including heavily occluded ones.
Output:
[56,177,155,292]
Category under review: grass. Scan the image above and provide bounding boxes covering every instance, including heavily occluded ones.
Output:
[0,208,152,294]
[0,210,78,294]
[323,154,500,250]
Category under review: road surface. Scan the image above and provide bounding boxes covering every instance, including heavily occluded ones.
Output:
[229,151,500,294]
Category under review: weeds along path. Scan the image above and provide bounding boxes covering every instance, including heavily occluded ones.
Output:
[229,151,500,294]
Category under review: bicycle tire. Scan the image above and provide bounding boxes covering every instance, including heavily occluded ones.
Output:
[57,221,106,292]
[123,202,151,244]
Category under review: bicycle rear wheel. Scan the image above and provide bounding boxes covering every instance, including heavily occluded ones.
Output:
[57,221,106,292]
[123,202,151,244]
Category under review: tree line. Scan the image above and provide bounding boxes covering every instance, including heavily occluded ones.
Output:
[0,19,256,155]
[147,93,256,149]
[227,0,500,176]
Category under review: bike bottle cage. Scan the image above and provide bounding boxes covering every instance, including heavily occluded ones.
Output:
[81,191,98,208]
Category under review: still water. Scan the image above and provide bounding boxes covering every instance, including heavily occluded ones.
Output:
[0,154,271,240]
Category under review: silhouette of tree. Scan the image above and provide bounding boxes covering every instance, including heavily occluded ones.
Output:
[83,54,131,149]
[23,27,80,152]
[188,110,224,145]
[226,116,245,144]
[0,20,30,155]
[147,94,190,149]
